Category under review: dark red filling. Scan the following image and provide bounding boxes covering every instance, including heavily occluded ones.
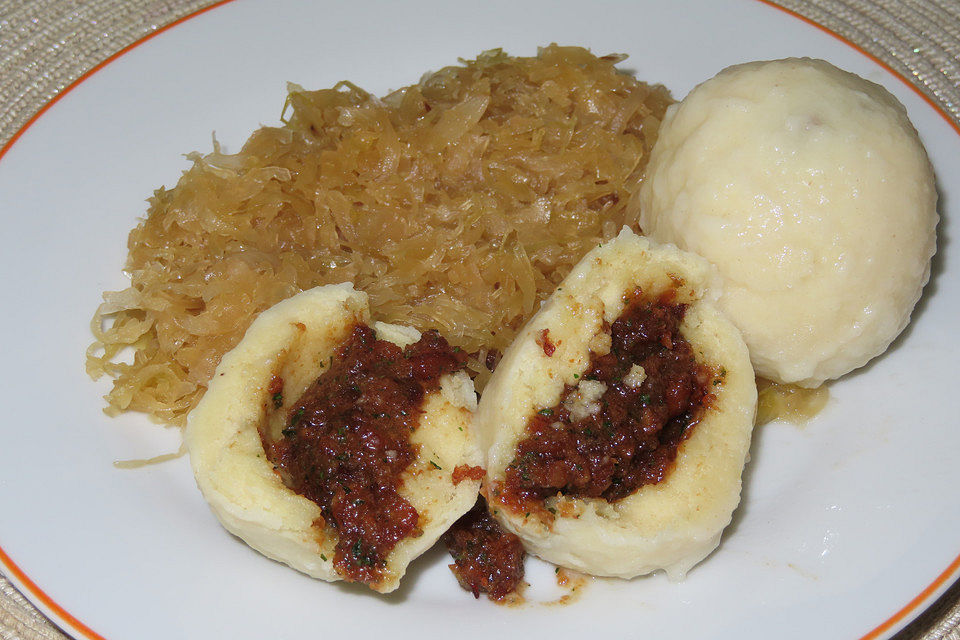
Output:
[263,324,466,585]
[443,498,526,600]
[500,290,716,510]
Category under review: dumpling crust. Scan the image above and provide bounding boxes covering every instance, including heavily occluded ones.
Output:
[479,229,756,580]
[185,283,482,592]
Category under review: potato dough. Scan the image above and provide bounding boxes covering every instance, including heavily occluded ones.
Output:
[185,283,482,593]
[479,229,756,580]
[638,58,938,386]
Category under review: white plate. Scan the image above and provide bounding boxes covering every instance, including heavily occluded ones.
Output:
[1,1,958,638]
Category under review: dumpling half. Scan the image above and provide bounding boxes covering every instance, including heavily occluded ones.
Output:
[185,283,482,593]
[479,229,756,580]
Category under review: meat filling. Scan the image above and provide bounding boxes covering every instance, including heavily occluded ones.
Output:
[444,497,526,600]
[263,324,466,585]
[501,290,717,509]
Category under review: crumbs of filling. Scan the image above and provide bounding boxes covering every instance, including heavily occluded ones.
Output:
[443,497,526,601]
[536,329,556,356]
[262,324,466,586]
[499,289,717,512]
[452,464,486,485]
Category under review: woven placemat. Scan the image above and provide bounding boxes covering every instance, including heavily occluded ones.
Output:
[1,1,959,638]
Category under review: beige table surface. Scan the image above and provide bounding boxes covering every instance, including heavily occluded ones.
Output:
[2,1,959,638]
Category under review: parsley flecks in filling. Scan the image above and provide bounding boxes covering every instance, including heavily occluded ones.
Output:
[443,497,526,600]
[262,324,466,585]
[502,290,717,510]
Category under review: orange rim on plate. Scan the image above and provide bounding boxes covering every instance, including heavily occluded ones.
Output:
[0,1,958,638]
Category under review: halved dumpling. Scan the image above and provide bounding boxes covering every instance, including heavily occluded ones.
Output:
[478,228,756,580]
[185,283,482,593]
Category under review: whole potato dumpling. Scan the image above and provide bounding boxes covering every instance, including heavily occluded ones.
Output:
[638,58,938,387]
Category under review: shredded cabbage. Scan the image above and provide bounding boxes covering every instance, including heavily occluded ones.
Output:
[87,45,673,425]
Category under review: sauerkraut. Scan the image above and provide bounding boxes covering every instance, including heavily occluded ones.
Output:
[87,45,672,425]
[755,378,829,427]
